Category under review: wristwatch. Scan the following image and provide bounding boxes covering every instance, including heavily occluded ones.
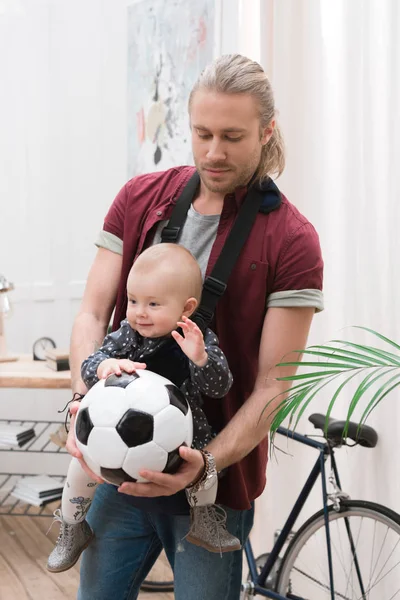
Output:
[187,449,218,493]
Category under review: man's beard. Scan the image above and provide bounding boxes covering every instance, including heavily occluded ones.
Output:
[194,152,261,194]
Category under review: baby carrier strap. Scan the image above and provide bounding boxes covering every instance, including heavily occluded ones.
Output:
[160,171,282,332]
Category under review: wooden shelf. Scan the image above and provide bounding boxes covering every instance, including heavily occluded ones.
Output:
[0,419,67,454]
[0,360,70,516]
[0,418,67,516]
[0,473,65,517]
[0,355,71,389]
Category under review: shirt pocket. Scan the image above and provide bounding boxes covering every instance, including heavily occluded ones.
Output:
[225,259,270,320]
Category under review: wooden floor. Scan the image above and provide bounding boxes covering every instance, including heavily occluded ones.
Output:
[0,513,173,600]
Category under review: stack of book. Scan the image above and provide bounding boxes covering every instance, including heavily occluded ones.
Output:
[0,423,36,448]
[45,348,70,371]
[11,475,64,506]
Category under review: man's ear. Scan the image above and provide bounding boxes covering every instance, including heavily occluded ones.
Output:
[261,119,276,146]
[182,297,198,318]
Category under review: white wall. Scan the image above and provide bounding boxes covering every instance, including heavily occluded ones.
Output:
[0,0,128,355]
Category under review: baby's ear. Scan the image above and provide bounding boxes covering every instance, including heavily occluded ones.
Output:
[182,297,198,317]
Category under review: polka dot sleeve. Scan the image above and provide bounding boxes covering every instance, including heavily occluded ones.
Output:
[81,320,138,389]
[188,328,233,399]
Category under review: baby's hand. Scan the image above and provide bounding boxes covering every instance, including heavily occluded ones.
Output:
[97,358,146,379]
[171,316,208,367]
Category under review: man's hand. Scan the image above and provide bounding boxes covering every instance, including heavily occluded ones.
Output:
[66,401,104,483]
[97,358,146,379]
[118,446,204,497]
[171,316,208,367]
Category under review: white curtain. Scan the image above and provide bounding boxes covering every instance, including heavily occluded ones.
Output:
[251,0,400,558]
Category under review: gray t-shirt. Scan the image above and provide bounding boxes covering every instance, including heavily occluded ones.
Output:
[151,204,220,279]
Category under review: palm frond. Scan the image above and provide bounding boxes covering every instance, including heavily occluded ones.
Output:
[352,326,400,352]
[268,327,400,444]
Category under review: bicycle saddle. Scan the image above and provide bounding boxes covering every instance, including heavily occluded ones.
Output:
[308,413,378,448]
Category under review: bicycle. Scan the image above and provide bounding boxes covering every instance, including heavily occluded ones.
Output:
[142,412,400,599]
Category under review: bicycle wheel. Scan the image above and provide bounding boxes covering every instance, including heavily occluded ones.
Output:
[276,500,400,599]
[140,550,174,593]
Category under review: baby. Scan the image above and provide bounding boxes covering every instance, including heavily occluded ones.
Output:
[47,244,240,573]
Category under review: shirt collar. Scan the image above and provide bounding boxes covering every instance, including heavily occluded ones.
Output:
[232,185,248,209]
[223,170,264,210]
[226,176,281,212]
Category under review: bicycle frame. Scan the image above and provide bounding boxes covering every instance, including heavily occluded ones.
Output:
[243,425,339,600]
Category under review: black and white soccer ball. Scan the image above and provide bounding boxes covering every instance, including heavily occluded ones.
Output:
[75,370,193,486]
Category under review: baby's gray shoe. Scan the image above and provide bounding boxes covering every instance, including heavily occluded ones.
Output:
[46,509,94,572]
[186,505,241,554]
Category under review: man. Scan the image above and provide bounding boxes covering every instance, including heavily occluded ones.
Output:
[66,54,323,599]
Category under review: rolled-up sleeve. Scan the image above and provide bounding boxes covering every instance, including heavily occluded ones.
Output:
[94,183,127,253]
[95,230,123,254]
[267,222,324,312]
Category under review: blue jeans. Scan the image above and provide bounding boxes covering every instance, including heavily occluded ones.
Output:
[78,483,254,600]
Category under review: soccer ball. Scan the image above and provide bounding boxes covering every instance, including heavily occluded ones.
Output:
[74,370,193,486]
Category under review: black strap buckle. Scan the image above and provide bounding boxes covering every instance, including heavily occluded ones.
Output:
[161,226,181,243]
[192,306,214,333]
[202,276,227,297]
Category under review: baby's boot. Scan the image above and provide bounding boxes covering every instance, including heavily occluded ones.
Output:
[46,509,94,572]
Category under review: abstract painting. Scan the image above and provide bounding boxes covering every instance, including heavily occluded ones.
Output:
[127,0,216,176]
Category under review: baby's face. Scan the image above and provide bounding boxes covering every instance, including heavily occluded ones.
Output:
[126,272,188,338]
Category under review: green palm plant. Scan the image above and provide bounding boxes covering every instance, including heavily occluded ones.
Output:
[267,327,400,443]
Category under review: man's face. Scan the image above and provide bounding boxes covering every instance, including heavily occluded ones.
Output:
[190,90,273,194]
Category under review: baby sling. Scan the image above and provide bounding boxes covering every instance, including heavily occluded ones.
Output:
[160,171,282,331]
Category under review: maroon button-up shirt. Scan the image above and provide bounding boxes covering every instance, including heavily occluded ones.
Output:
[102,166,323,510]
